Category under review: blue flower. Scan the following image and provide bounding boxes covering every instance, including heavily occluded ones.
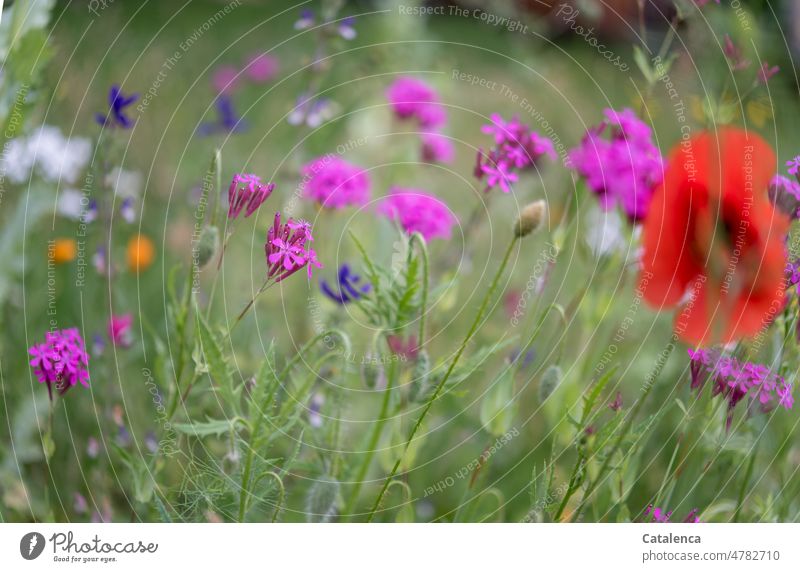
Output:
[294,8,314,30]
[95,85,138,129]
[320,263,370,304]
[199,95,247,135]
[338,17,356,40]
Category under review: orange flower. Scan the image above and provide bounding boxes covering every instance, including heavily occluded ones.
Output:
[639,127,788,346]
[127,234,155,272]
[49,239,77,264]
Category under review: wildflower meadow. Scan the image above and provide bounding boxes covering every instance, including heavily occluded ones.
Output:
[3,0,800,553]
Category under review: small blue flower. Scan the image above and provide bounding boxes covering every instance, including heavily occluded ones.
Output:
[120,197,136,223]
[95,85,138,129]
[199,95,247,135]
[320,263,370,304]
[294,8,314,30]
[338,17,356,40]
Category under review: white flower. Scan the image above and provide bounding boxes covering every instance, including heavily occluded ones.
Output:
[57,189,85,220]
[30,126,92,184]
[105,167,142,199]
[585,204,626,257]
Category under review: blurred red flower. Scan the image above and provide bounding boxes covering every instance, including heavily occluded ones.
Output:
[639,127,788,346]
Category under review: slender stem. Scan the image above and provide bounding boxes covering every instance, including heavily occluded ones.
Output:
[409,233,430,347]
[343,356,397,517]
[568,340,675,522]
[230,278,273,332]
[366,235,519,522]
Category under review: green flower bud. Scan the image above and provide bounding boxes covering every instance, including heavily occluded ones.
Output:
[538,364,562,403]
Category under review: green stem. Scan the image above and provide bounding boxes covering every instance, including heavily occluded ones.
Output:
[569,339,675,522]
[409,233,430,347]
[343,356,397,517]
[366,235,519,522]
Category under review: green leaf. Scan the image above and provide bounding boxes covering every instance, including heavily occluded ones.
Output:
[194,308,234,405]
[581,365,617,423]
[633,45,655,84]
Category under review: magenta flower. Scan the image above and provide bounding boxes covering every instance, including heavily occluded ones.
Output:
[265,213,322,281]
[787,156,800,177]
[757,62,780,84]
[378,187,457,241]
[386,76,447,128]
[301,156,370,209]
[568,108,664,222]
[420,132,455,164]
[476,114,556,193]
[107,314,133,348]
[688,348,794,431]
[28,328,90,398]
[768,175,800,219]
[644,505,700,523]
[213,65,240,94]
[244,53,279,83]
[723,35,750,71]
[228,174,275,219]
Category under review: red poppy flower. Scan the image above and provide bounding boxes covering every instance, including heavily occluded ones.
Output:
[639,127,788,346]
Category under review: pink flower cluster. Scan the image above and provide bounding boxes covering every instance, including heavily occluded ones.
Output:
[421,131,455,164]
[301,156,370,209]
[386,76,446,129]
[569,108,664,222]
[476,114,557,193]
[229,174,274,219]
[265,213,322,281]
[768,175,800,220]
[28,328,90,397]
[688,348,794,431]
[228,173,275,219]
[378,187,457,241]
[212,53,280,93]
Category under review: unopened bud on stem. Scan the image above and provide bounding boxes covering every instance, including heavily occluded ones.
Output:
[514,200,547,237]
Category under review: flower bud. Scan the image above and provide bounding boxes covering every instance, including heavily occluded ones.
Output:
[360,353,385,389]
[197,225,219,268]
[514,200,547,237]
[537,364,562,403]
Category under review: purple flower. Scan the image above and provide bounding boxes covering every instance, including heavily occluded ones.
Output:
[308,392,325,428]
[723,35,750,71]
[28,328,90,398]
[320,263,370,304]
[644,504,700,523]
[265,213,322,281]
[95,85,138,129]
[476,114,556,193]
[786,156,800,177]
[338,16,357,40]
[768,175,800,219]
[386,76,447,128]
[227,174,274,219]
[757,62,780,84]
[120,197,135,223]
[421,132,455,164]
[244,53,279,83]
[288,92,334,128]
[301,156,370,209]
[107,314,134,348]
[212,65,240,94]
[609,391,623,412]
[568,108,664,222]
[294,8,314,30]
[378,187,457,241]
[687,348,794,431]
[199,95,248,135]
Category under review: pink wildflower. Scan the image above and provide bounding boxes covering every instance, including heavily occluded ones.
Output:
[28,328,90,398]
[378,187,457,241]
[107,314,133,348]
[301,156,370,209]
[386,76,447,128]
[227,174,275,219]
[265,213,322,281]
